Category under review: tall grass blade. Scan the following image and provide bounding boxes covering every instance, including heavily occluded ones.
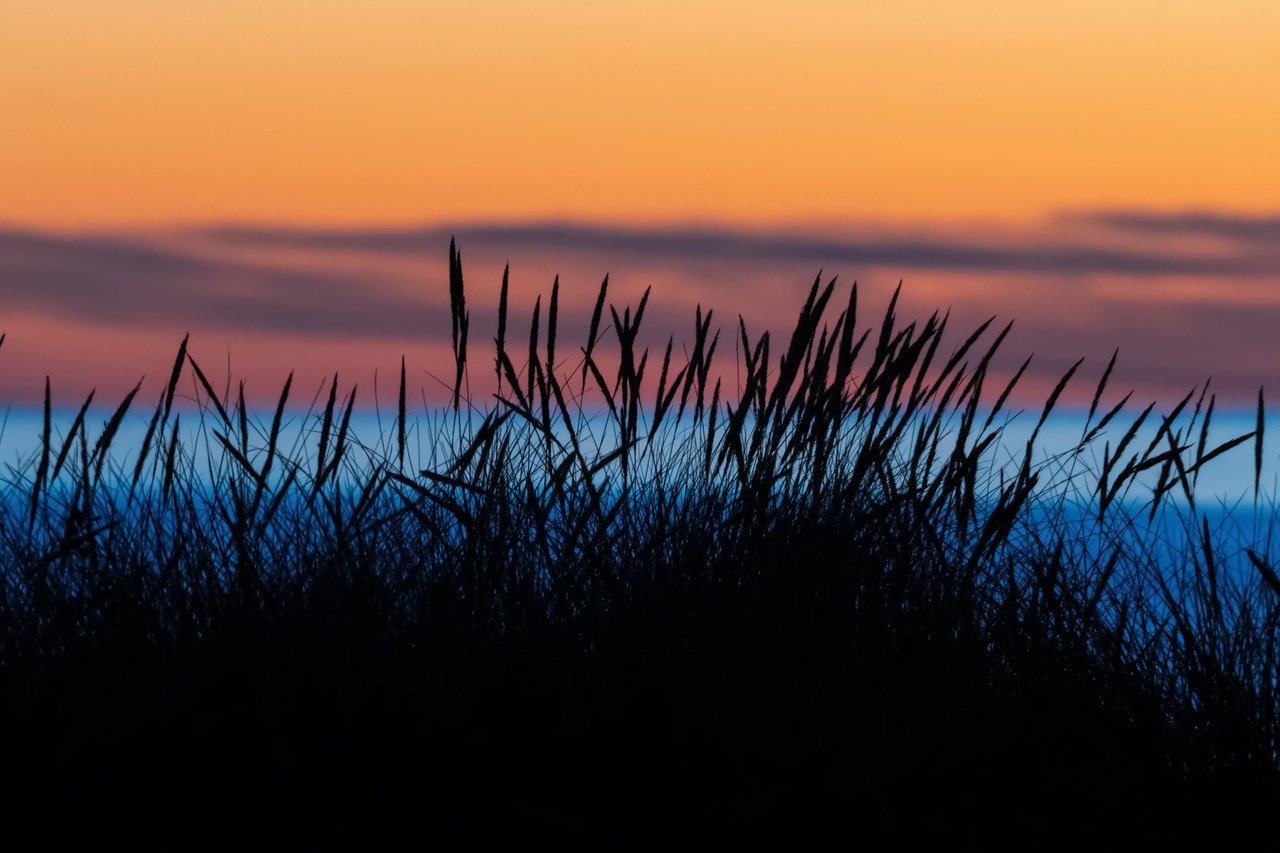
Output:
[1257,387,1265,498]
[51,389,95,484]
[1247,550,1280,598]
[186,353,231,427]
[163,334,189,421]
[29,377,52,529]
[93,378,143,481]
[1087,348,1118,426]
[496,264,510,394]
[398,356,407,468]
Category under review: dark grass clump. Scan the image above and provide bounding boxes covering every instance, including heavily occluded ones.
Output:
[1,243,1279,842]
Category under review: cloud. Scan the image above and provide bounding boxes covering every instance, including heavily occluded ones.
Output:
[0,229,441,339]
[205,219,1274,278]
[1073,210,1280,247]
[1,212,1278,406]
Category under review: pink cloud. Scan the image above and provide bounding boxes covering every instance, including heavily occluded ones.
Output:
[1,213,1276,410]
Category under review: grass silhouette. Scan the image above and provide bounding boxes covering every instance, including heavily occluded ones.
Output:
[1,240,1278,842]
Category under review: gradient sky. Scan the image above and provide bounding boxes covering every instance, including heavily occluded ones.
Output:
[5,1,1279,226]
[1,3,1278,408]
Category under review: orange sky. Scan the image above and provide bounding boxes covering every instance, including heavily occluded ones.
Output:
[3,4,1279,411]
[3,1,1279,228]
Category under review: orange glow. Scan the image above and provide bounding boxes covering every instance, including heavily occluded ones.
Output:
[3,2,1278,228]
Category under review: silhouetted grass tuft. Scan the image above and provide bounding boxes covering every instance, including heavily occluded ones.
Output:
[1,243,1278,842]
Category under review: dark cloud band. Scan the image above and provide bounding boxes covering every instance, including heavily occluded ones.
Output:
[1,211,1278,405]
[204,218,1274,277]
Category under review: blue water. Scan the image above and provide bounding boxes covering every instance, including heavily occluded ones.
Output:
[1,399,1273,528]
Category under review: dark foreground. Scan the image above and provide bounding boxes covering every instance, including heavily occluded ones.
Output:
[6,559,1276,845]
[2,248,1278,842]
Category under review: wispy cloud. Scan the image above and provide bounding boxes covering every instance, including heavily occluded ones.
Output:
[1,212,1277,406]
[205,218,1275,278]
[1075,210,1280,246]
[0,230,437,338]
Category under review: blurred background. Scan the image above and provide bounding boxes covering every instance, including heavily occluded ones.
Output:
[1,2,1277,407]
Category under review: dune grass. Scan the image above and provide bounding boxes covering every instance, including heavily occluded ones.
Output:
[1,240,1278,840]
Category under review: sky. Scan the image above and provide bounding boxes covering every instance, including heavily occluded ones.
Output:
[1,2,1278,408]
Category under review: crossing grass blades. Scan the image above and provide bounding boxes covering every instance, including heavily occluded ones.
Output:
[1,242,1278,841]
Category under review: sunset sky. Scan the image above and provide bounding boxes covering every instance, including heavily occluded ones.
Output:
[1,2,1278,407]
